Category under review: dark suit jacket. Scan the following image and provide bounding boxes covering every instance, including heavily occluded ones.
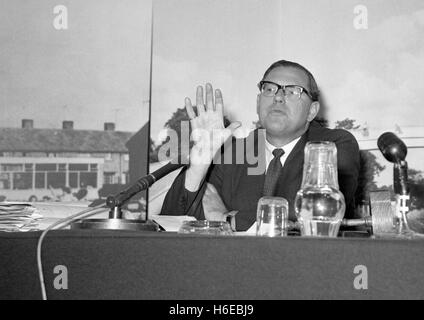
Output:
[160,121,360,231]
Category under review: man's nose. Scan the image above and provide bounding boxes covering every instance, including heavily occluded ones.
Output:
[273,88,286,103]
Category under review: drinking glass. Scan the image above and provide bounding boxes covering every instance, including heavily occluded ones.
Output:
[178,220,233,235]
[256,197,289,237]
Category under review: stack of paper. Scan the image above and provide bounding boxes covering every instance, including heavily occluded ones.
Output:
[0,203,43,232]
[150,215,196,232]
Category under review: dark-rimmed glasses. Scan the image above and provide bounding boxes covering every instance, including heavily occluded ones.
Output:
[258,80,314,101]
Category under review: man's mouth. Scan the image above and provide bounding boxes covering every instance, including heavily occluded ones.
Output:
[268,107,285,116]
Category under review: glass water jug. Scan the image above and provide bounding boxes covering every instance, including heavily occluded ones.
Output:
[294,141,346,237]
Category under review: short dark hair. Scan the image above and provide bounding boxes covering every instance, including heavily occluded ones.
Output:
[261,60,320,101]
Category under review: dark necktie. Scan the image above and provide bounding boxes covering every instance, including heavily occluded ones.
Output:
[263,148,285,196]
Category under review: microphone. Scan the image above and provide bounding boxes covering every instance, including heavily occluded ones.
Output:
[377,132,409,195]
[71,156,188,231]
[376,132,413,236]
[339,134,411,236]
[377,132,407,164]
[106,160,186,208]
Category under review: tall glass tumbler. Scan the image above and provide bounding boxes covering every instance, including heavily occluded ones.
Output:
[256,197,289,237]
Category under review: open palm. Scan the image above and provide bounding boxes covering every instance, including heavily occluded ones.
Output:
[185,83,240,166]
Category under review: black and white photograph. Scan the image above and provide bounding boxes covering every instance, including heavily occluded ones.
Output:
[1,0,424,303]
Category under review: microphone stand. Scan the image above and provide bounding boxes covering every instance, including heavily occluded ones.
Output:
[375,132,420,238]
[70,194,159,231]
[393,160,414,237]
[71,162,185,231]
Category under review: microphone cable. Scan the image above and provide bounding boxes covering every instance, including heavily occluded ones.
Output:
[36,203,106,300]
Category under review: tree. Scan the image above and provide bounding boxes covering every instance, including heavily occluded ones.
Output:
[355,150,386,205]
[332,118,386,207]
[314,116,329,128]
[334,118,360,130]
[408,168,424,210]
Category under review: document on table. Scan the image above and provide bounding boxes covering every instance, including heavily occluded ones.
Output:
[150,215,196,232]
[234,222,257,236]
[0,202,43,232]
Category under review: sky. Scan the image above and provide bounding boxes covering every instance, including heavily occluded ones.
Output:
[150,0,424,142]
[282,0,424,130]
[151,0,283,142]
[0,0,152,132]
[2,0,424,135]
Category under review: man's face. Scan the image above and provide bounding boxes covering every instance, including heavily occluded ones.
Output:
[256,66,319,140]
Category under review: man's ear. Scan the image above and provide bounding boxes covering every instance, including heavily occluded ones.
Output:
[307,101,320,122]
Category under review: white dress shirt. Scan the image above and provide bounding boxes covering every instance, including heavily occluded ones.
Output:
[264,136,301,172]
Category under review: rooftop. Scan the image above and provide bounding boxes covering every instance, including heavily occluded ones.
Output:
[0,127,134,153]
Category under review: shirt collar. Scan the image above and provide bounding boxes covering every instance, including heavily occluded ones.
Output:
[264,135,301,156]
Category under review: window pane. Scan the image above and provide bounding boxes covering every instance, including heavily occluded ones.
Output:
[35,163,57,171]
[25,164,34,171]
[104,172,115,184]
[13,172,32,190]
[35,172,46,189]
[69,172,79,188]
[1,164,23,172]
[58,164,67,171]
[90,164,98,171]
[47,172,66,188]
[0,173,11,189]
[80,172,97,188]
[69,164,88,171]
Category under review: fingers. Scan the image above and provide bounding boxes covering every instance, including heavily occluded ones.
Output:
[227,121,242,134]
[205,83,214,111]
[185,97,196,120]
[196,86,205,115]
[189,84,222,118]
[215,89,223,116]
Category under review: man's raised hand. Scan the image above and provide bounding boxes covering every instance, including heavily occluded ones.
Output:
[185,83,241,166]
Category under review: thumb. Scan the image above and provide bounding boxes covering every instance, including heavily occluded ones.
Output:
[227,121,242,135]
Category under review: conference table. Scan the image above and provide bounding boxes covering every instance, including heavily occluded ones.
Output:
[1,228,424,300]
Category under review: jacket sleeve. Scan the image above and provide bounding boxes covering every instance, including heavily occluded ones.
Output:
[160,164,224,219]
[159,166,201,217]
[160,134,234,218]
[334,129,360,219]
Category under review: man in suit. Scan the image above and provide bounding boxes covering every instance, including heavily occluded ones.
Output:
[160,59,360,231]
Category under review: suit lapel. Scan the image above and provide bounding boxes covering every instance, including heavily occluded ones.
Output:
[230,129,265,211]
[280,132,307,183]
[275,130,308,220]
